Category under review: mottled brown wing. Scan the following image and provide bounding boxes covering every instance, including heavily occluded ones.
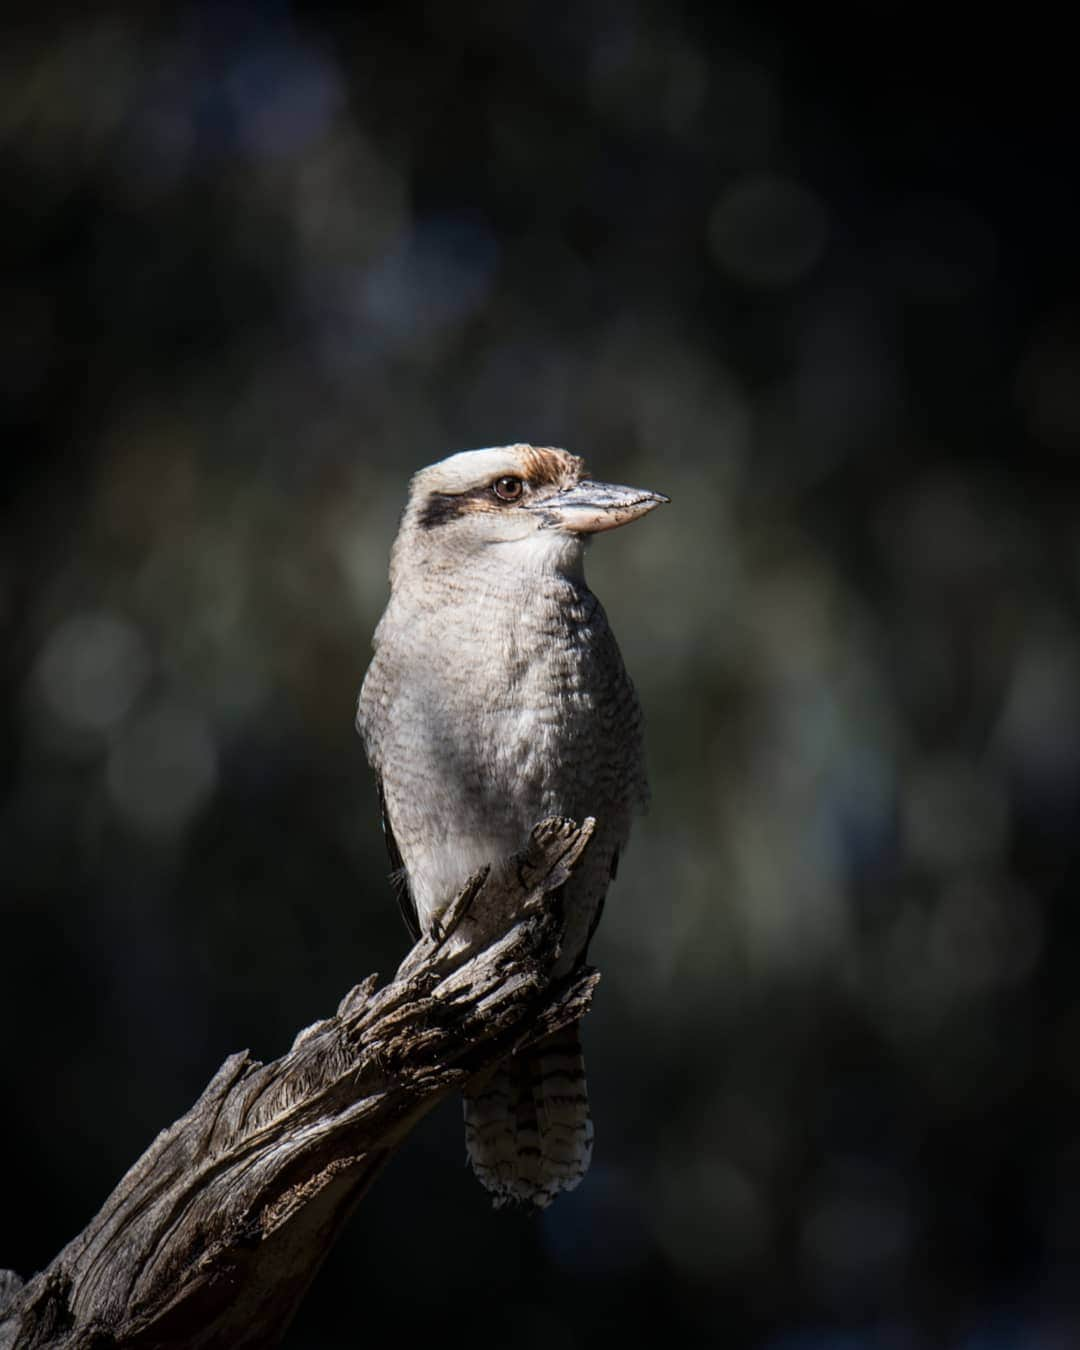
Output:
[376,775,420,941]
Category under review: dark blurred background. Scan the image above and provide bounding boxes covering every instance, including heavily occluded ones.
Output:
[3,3,1079,1347]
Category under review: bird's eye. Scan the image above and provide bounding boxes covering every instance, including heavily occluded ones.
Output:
[492,476,524,502]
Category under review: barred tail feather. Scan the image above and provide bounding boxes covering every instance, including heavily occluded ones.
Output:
[463,1022,593,1209]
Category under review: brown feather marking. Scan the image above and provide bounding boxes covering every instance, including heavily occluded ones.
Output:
[517,445,586,488]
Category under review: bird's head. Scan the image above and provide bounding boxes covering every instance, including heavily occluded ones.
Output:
[392,444,667,583]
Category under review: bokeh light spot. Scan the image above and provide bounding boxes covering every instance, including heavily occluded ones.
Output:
[363,213,499,348]
[106,701,218,835]
[800,1160,912,1302]
[709,174,829,288]
[32,610,151,741]
[655,1156,770,1279]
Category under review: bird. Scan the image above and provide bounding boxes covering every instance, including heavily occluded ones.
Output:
[356,443,666,1208]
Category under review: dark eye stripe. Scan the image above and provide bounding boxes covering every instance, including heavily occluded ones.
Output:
[418,492,468,530]
[418,474,531,529]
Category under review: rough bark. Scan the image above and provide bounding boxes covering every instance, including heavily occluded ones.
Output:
[0,816,599,1350]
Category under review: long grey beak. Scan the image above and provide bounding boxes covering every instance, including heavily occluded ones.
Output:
[529,480,669,534]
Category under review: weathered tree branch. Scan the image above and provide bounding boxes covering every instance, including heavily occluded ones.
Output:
[1,816,599,1350]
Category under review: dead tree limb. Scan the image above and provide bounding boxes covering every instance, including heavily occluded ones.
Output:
[0,816,599,1350]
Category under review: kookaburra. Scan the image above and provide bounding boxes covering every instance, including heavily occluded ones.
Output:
[356,444,666,1208]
